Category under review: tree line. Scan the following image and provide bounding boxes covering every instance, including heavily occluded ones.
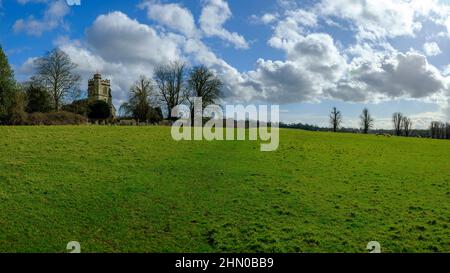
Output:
[430,121,450,139]
[328,107,413,136]
[327,106,450,139]
[0,45,223,125]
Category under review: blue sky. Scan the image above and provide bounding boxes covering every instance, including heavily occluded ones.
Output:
[1,0,450,129]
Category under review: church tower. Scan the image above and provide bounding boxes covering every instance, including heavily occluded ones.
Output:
[88,73,116,117]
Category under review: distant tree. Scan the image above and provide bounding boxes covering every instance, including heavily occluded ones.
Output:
[0,44,19,124]
[34,48,81,111]
[8,89,27,125]
[446,123,450,140]
[402,116,413,137]
[430,121,439,139]
[120,75,160,122]
[24,80,52,113]
[329,107,342,132]
[154,62,187,120]
[88,100,111,120]
[148,107,164,124]
[392,112,404,136]
[188,65,222,111]
[280,122,322,131]
[430,121,448,139]
[360,108,374,134]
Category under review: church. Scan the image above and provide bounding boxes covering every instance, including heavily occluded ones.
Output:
[87,73,116,117]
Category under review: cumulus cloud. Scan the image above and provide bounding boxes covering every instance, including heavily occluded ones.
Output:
[423,42,442,56]
[13,0,70,36]
[86,12,181,65]
[318,0,422,40]
[231,33,348,104]
[141,1,197,38]
[268,9,318,50]
[254,0,450,107]
[260,13,278,24]
[200,0,249,49]
[328,52,448,101]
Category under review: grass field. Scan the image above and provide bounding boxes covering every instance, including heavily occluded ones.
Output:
[0,126,449,253]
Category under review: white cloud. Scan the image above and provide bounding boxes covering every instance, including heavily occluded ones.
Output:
[261,13,277,24]
[251,13,279,25]
[232,33,348,104]
[318,0,425,40]
[268,9,318,50]
[423,42,442,56]
[328,51,449,102]
[255,0,450,106]
[141,2,197,38]
[13,0,70,36]
[200,0,249,49]
[86,12,181,65]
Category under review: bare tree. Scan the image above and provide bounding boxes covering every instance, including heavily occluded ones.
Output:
[392,112,404,136]
[402,117,413,137]
[329,107,342,132]
[154,62,187,120]
[34,48,81,110]
[431,121,439,139]
[187,66,223,124]
[445,123,450,139]
[430,121,447,139]
[440,122,447,139]
[360,108,374,134]
[120,75,155,122]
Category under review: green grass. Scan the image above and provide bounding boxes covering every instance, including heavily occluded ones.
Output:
[0,126,449,253]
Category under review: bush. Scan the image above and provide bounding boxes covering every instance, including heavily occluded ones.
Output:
[62,99,89,116]
[26,111,87,125]
[25,83,52,113]
[148,107,163,124]
[88,100,111,120]
[118,119,137,126]
[26,112,47,125]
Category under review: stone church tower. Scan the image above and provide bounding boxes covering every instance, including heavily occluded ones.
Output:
[88,73,116,117]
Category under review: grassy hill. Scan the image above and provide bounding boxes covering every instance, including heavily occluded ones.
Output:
[0,126,449,253]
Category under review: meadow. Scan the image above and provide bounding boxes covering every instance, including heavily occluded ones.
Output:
[0,126,449,253]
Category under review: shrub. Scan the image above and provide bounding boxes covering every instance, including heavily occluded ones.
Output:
[62,99,89,116]
[148,107,163,124]
[25,83,52,113]
[46,111,88,125]
[118,119,137,126]
[26,111,87,125]
[88,100,111,120]
[26,112,48,125]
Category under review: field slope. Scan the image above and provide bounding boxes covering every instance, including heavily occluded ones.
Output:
[0,126,449,253]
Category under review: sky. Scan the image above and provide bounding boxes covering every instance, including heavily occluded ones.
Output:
[1,0,450,129]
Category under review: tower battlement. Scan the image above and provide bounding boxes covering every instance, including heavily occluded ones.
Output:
[87,73,116,117]
[88,77,110,86]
